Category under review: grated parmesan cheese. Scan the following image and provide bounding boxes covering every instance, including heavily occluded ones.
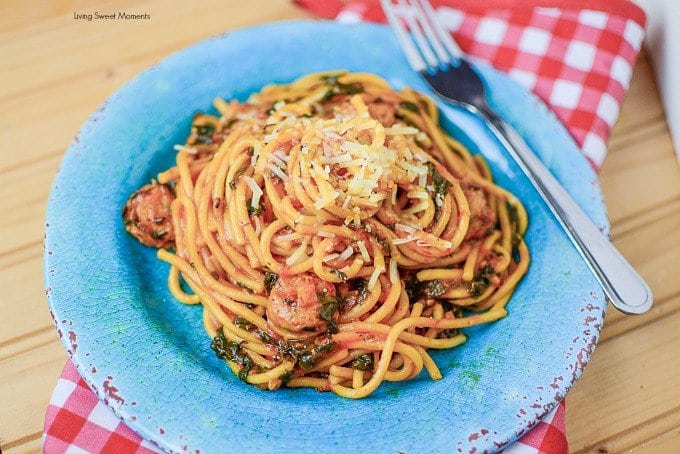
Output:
[285,239,309,266]
[407,190,429,199]
[245,177,263,210]
[385,126,419,135]
[357,241,370,262]
[322,253,340,263]
[273,150,290,162]
[173,144,197,154]
[395,223,417,234]
[368,265,385,290]
[270,154,287,169]
[268,163,289,181]
[276,232,300,242]
[338,246,354,261]
[389,259,398,283]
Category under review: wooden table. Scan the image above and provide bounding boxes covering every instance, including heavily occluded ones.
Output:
[1,1,678,452]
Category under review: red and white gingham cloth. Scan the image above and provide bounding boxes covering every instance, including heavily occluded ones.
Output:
[45,1,645,452]
[45,361,566,454]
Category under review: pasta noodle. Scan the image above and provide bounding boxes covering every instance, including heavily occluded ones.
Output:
[122,71,529,398]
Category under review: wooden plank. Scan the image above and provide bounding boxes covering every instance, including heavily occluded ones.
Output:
[2,434,43,453]
[610,52,665,141]
[599,129,680,226]
[574,406,680,453]
[612,202,680,304]
[598,207,680,342]
[0,60,148,176]
[0,1,305,176]
[608,118,667,155]
[565,313,680,450]
[0,340,66,447]
[0,244,55,346]
[633,426,680,454]
[0,0,309,100]
[0,154,59,254]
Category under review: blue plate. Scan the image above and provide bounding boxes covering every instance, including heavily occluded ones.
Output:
[45,21,608,453]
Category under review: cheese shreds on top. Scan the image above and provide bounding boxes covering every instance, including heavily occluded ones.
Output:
[389,258,399,283]
[368,265,384,290]
[173,144,197,154]
[357,241,370,262]
[338,246,354,261]
[322,253,339,263]
[285,238,309,266]
[245,176,263,210]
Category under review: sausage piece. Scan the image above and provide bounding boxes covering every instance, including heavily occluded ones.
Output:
[122,183,175,248]
[464,187,496,240]
[267,273,337,335]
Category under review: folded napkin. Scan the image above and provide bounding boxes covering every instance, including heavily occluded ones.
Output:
[44,1,645,452]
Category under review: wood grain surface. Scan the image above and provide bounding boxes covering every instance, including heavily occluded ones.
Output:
[1,1,678,452]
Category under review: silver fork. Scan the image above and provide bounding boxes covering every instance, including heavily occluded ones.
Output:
[381,0,653,315]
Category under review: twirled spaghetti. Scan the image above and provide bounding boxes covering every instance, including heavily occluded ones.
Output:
[122,71,529,399]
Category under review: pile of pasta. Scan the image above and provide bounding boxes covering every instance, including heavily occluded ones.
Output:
[126,71,529,398]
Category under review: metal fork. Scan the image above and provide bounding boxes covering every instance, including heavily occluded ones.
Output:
[381,0,653,315]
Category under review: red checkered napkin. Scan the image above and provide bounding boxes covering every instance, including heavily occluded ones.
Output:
[45,1,645,452]
[44,361,157,454]
[44,361,566,453]
[297,0,646,169]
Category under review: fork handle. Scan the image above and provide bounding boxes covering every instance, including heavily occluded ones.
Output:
[477,105,653,314]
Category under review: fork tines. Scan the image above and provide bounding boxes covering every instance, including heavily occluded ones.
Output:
[381,0,463,73]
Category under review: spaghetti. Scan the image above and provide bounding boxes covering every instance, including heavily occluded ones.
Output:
[122,71,529,399]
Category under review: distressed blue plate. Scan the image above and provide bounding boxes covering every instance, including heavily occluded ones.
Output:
[45,21,608,453]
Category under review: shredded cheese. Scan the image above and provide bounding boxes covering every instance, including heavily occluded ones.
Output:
[268,163,289,181]
[276,232,300,242]
[173,144,197,154]
[285,239,309,265]
[389,259,398,283]
[322,253,339,263]
[385,126,419,135]
[368,265,385,290]
[245,177,263,210]
[392,237,415,245]
[357,241,370,262]
[270,154,287,169]
[338,246,354,261]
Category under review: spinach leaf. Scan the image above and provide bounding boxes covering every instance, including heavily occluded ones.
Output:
[276,338,336,371]
[263,271,279,293]
[210,328,255,382]
[426,162,451,223]
[194,124,215,144]
[229,167,247,189]
[247,199,264,216]
[399,101,420,113]
[318,293,344,334]
[468,264,495,298]
[319,75,364,103]
[405,275,447,302]
[352,354,374,371]
[234,316,255,332]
